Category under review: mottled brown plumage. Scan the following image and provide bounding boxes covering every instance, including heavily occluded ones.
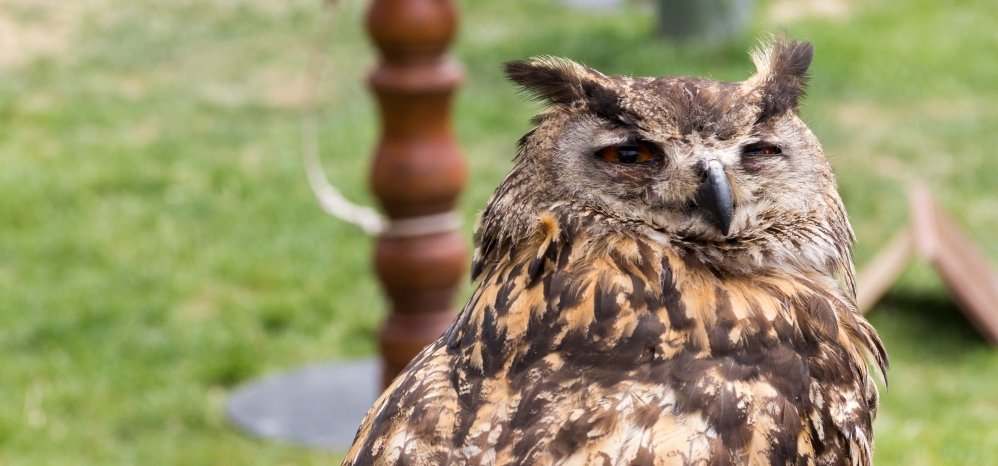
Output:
[343,37,888,465]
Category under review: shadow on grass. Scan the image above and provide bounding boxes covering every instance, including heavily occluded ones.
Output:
[869,288,989,364]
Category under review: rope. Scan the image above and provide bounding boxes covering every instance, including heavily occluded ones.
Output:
[381,211,463,238]
[300,0,386,235]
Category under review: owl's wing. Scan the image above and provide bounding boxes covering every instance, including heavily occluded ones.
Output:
[340,215,569,464]
[340,337,461,465]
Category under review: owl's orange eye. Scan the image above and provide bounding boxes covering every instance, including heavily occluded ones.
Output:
[743,143,782,157]
[595,143,658,165]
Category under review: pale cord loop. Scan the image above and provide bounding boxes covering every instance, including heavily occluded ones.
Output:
[302,129,386,235]
[301,0,386,236]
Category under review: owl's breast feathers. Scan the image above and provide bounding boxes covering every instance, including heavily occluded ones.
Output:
[344,211,887,466]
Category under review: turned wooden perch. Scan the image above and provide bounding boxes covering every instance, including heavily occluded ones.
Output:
[366,0,469,387]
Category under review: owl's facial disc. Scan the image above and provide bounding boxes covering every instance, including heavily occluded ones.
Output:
[693,159,734,235]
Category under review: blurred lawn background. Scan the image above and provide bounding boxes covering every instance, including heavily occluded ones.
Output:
[1,0,996,464]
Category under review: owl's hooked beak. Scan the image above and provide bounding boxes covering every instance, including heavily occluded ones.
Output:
[694,160,734,236]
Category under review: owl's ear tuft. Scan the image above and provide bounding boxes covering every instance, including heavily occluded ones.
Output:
[746,37,814,118]
[504,57,617,108]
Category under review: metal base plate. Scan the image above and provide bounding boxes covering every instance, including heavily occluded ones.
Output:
[226,359,380,450]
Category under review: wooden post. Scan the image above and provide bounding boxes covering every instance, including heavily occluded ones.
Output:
[365,0,468,388]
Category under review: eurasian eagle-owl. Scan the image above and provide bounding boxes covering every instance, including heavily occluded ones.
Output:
[344,38,888,466]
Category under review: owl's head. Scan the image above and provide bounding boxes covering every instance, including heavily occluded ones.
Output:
[484,38,855,290]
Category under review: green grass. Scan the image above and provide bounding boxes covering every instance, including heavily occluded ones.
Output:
[0,0,995,464]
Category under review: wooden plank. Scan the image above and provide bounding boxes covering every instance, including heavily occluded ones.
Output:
[910,185,998,344]
[855,184,998,345]
[856,229,914,315]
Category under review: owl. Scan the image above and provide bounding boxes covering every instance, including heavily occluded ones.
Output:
[343,38,888,465]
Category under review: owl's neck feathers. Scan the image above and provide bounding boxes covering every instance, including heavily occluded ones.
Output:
[474,176,857,298]
[668,191,859,298]
[456,204,885,386]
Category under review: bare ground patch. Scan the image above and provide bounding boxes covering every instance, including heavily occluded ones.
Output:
[0,0,111,69]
